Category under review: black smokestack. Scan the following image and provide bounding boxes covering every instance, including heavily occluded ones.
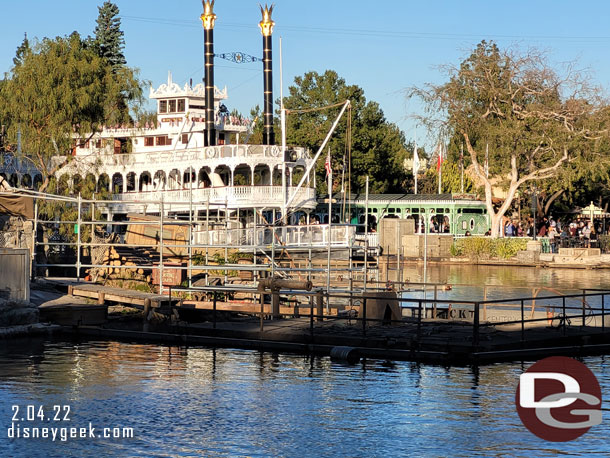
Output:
[201,1,216,146]
[259,5,275,145]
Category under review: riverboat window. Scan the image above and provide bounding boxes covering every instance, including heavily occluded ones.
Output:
[156,136,170,146]
[388,208,395,213]
[412,208,419,214]
[94,139,102,149]
[189,104,205,110]
[463,208,484,214]
[159,100,168,113]
[168,100,177,113]
[144,137,154,147]
[177,99,186,112]
[181,134,189,144]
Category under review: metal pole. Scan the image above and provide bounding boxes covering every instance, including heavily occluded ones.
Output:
[603,294,605,332]
[326,161,332,311]
[253,208,258,284]
[521,299,525,342]
[224,197,228,285]
[364,176,369,291]
[562,296,566,336]
[77,193,82,282]
[285,100,351,208]
[396,220,400,283]
[213,291,217,329]
[32,199,38,280]
[473,301,480,347]
[189,170,193,288]
[582,289,586,327]
[423,215,428,300]
[160,198,164,294]
[206,196,210,285]
[260,292,264,333]
[309,293,314,337]
[362,297,367,336]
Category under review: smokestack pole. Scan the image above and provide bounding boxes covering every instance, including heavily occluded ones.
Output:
[201,1,217,146]
[259,4,275,145]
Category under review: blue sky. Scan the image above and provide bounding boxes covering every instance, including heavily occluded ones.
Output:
[2,1,610,151]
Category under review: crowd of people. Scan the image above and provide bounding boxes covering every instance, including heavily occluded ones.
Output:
[500,216,604,252]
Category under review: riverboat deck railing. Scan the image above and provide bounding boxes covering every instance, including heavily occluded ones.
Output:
[111,185,316,209]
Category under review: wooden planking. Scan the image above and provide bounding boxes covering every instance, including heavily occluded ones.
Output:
[69,284,175,310]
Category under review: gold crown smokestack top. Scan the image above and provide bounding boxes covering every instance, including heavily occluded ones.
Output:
[259,4,275,145]
[201,0,217,146]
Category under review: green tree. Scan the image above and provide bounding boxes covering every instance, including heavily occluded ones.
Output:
[418,160,475,195]
[93,1,126,70]
[13,33,30,67]
[283,70,409,194]
[0,32,142,192]
[411,41,607,237]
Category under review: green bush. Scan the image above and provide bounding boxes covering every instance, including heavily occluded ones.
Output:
[451,237,527,260]
[599,235,610,253]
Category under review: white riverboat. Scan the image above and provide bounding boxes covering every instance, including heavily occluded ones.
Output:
[54,2,356,253]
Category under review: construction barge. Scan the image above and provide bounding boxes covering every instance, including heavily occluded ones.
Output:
[34,277,610,365]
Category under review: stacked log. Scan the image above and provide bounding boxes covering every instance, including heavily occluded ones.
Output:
[99,245,154,283]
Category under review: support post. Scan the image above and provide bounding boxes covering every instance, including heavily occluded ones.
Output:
[602,294,605,332]
[160,198,164,294]
[362,297,367,336]
[562,296,567,336]
[417,299,422,342]
[521,299,525,342]
[364,176,369,291]
[582,289,586,327]
[316,290,323,322]
[260,292,264,333]
[76,193,82,281]
[32,199,38,280]
[272,291,280,319]
[143,298,151,324]
[213,291,217,329]
[309,293,314,337]
[473,301,480,348]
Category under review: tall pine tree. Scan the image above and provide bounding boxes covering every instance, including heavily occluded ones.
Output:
[13,33,30,67]
[94,1,126,69]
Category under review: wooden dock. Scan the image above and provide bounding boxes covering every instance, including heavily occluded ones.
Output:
[41,279,178,314]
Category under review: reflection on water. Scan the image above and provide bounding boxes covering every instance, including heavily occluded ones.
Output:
[398,263,610,289]
[393,264,610,303]
[1,339,610,457]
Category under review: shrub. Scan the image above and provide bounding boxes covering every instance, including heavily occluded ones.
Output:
[451,237,527,260]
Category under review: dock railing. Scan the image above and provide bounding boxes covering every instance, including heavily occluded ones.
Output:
[168,284,610,350]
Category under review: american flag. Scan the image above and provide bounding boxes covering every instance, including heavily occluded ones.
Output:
[325,151,332,177]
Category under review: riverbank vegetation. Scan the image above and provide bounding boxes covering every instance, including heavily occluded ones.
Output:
[450,237,528,260]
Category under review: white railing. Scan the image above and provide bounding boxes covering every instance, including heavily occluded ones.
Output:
[354,233,379,248]
[94,145,308,168]
[111,185,316,209]
[194,224,357,249]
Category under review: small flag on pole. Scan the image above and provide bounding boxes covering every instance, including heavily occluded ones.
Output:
[436,143,444,171]
[325,150,332,177]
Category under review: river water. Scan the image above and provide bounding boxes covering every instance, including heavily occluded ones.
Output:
[2,265,610,457]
